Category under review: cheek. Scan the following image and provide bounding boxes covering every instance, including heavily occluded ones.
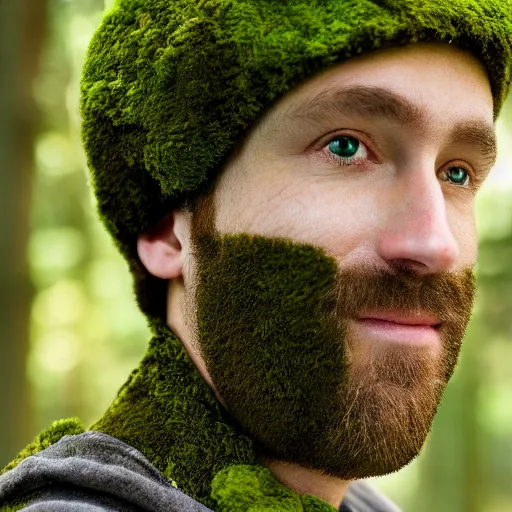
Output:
[447,201,478,264]
[457,222,478,265]
[294,194,379,257]
[217,174,378,259]
[214,169,310,237]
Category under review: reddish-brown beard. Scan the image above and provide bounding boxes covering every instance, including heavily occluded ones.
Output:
[306,262,474,477]
[321,315,446,476]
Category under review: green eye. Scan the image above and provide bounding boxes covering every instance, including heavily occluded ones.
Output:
[326,137,475,189]
[444,167,471,187]
[327,136,360,159]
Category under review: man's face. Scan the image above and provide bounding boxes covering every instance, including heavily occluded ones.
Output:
[183,42,496,479]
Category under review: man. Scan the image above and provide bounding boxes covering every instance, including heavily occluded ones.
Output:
[1,0,511,511]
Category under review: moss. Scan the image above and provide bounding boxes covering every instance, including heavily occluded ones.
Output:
[211,464,336,511]
[90,321,257,509]
[193,233,349,472]
[0,237,346,510]
[80,0,512,322]
[1,418,85,475]
[89,235,344,510]
[0,502,28,512]
[2,322,334,510]
[89,293,340,510]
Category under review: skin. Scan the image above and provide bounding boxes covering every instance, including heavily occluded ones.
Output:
[138,41,496,509]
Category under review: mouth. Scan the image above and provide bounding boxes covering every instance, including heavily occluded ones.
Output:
[357,310,442,328]
[353,311,442,346]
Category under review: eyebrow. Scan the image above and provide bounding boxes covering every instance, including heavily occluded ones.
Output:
[284,85,498,166]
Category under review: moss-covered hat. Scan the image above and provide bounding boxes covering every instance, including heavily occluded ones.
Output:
[80,0,512,322]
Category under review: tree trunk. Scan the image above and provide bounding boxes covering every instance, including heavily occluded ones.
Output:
[0,0,47,467]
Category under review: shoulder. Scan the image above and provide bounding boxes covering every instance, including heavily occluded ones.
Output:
[1,418,85,476]
[0,430,211,512]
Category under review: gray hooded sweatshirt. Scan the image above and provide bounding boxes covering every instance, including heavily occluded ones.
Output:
[0,432,402,512]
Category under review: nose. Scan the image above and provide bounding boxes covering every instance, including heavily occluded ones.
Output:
[376,171,461,274]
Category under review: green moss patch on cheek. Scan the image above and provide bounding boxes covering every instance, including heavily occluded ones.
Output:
[194,233,349,463]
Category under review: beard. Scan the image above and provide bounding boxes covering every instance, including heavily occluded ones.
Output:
[185,193,476,480]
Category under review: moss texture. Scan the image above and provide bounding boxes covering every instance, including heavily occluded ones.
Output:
[89,321,256,509]
[211,464,335,511]
[80,0,512,321]
[194,233,349,472]
[0,502,28,512]
[89,317,337,510]
[1,318,335,510]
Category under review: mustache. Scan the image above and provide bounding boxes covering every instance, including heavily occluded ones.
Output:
[325,262,476,325]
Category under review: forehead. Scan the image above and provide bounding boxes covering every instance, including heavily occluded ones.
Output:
[255,42,496,160]
[281,41,492,115]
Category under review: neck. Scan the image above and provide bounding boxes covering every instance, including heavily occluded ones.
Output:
[91,321,256,508]
[260,456,351,510]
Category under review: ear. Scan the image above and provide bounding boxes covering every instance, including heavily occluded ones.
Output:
[137,209,191,279]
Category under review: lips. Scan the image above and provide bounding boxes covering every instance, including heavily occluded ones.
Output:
[354,314,442,346]
[357,310,442,328]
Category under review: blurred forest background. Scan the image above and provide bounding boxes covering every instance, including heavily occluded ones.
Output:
[1,1,512,511]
